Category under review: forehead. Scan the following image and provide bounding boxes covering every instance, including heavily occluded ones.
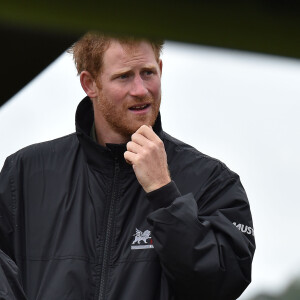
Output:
[101,40,158,73]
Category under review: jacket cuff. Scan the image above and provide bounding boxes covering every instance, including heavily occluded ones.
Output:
[146,180,181,210]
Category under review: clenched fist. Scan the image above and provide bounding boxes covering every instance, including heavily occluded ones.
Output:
[124,125,171,193]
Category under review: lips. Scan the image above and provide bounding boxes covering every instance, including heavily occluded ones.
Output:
[128,104,150,111]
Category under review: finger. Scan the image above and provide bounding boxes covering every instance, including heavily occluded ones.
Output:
[125,158,132,165]
[136,125,161,143]
[126,141,143,154]
[124,150,137,165]
[131,132,150,147]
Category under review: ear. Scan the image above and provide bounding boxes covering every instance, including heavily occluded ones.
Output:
[159,59,163,77]
[80,71,98,98]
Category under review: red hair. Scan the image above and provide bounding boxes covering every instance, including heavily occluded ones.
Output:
[69,32,164,79]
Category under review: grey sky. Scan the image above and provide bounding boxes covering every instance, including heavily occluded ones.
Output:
[1,41,300,299]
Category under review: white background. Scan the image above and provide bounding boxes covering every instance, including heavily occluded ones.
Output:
[1,41,300,299]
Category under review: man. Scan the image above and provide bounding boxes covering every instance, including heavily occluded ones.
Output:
[0,33,255,299]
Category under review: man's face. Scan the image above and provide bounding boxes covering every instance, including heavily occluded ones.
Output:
[93,40,162,141]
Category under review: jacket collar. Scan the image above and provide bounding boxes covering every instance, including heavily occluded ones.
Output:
[75,96,164,172]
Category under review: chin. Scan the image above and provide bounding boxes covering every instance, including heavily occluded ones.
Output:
[113,111,159,138]
[121,120,150,137]
[134,116,155,128]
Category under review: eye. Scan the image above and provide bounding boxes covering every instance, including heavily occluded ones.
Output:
[142,69,156,79]
[144,70,153,76]
[119,74,129,79]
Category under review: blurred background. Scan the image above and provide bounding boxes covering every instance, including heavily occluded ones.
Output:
[1,1,300,299]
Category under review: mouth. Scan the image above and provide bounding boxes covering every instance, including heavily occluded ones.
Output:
[128,103,151,111]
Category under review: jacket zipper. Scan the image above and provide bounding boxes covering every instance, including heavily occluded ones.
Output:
[98,157,120,300]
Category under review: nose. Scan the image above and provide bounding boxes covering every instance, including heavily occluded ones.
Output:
[130,75,148,98]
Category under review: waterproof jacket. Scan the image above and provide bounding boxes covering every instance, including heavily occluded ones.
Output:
[0,97,255,300]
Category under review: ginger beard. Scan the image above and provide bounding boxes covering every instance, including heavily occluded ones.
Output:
[94,87,161,140]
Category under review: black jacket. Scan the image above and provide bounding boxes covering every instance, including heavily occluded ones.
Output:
[0,97,255,300]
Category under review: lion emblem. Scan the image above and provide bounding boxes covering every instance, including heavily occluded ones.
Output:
[132,228,151,245]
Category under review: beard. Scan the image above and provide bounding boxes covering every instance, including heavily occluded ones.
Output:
[94,90,161,141]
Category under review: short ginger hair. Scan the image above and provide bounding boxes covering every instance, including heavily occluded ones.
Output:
[69,32,164,79]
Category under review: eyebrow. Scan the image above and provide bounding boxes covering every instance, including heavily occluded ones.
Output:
[111,64,158,78]
[141,64,158,70]
[111,69,132,78]
[141,64,159,73]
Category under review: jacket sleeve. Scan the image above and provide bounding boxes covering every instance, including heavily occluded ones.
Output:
[0,157,27,300]
[146,163,255,300]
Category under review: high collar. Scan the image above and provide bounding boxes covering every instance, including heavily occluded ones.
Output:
[75,96,164,172]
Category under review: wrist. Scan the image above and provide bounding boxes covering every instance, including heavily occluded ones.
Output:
[146,180,181,209]
[144,178,171,193]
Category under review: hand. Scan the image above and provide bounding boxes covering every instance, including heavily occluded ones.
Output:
[124,125,171,193]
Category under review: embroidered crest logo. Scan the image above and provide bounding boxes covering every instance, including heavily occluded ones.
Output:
[131,228,154,250]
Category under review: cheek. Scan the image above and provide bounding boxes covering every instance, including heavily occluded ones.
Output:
[150,79,161,98]
[103,86,127,104]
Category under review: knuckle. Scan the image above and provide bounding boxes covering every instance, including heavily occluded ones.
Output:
[148,142,155,151]
[141,148,148,157]
[135,156,142,165]
[158,139,163,146]
[153,143,161,152]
